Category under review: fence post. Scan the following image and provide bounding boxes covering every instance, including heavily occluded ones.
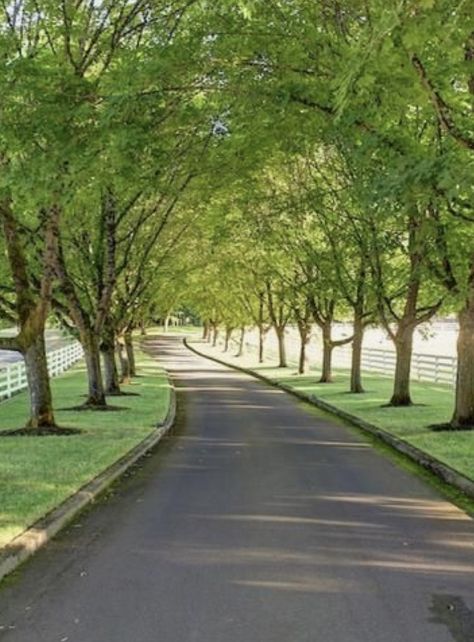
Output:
[6,366,12,398]
[0,341,84,404]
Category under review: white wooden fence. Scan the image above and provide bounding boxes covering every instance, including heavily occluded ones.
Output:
[241,339,457,387]
[333,345,457,386]
[0,342,84,401]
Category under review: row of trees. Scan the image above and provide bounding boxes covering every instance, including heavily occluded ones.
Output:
[191,133,473,429]
[0,1,473,432]
[0,0,229,430]
[180,2,474,430]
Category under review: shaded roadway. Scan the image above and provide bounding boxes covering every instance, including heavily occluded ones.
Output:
[0,335,474,641]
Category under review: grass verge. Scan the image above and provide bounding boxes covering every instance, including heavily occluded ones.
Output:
[193,340,474,485]
[0,348,170,548]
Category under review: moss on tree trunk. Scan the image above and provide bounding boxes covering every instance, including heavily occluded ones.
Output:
[350,314,365,393]
[23,333,56,429]
[319,323,333,383]
[102,345,121,395]
[124,332,136,377]
[451,294,474,428]
[83,332,107,407]
[276,328,287,368]
[389,324,414,406]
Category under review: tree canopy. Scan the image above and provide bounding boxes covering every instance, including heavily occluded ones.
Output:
[0,0,473,431]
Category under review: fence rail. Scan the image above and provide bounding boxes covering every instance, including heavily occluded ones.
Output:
[0,342,84,401]
[239,338,457,387]
[333,345,457,386]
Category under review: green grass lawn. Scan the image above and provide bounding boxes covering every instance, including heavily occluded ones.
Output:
[0,348,170,548]
[195,341,474,483]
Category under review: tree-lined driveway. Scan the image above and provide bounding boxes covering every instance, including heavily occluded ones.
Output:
[0,335,473,641]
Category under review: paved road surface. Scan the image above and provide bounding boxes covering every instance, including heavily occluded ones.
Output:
[1,335,473,642]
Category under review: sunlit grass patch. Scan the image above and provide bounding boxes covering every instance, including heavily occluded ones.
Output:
[0,349,170,548]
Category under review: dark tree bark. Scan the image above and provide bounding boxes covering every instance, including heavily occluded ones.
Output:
[308,297,353,384]
[319,321,334,383]
[53,189,117,408]
[266,283,290,368]
[257,294,268,363]
[82,330,107,406]
[124,331,136,376]
[451,264,474,428]
[298,332,310,375]
[389,323,415,406]
[236,326,245,357]
[258,327,265,363]
[294,303,312,375]
[350,311,365,393]
[374,209,442,407]
[101,315,121,395]
[275,327,287,368]
[139,320,147,336]
[212,324,219,347]
[0,200,59,429]
[202,321,209,341]
[224,326,233,352]
[102,345,120,395]
[117,337,131,384]
[24,332,55,428]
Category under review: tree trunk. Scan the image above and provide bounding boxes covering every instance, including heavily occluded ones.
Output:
[82,332,107,407]
[319,323,333,383]
[164,315,170,332]
[139,320,147,336]
[296,321,311,375]
[124,332,136,377]
[212,325,219,347]
[389,324,414,406]
[275,327,287,368]
[224,327,233,352]
[202,321,209,341]
[298,339,309,375]
[117,338,131,384]
[101,319,121,395]
[350,313,365,393]
[258,324,265,363]
[23,332,56,429]
[102,345,121,395]
[236,326,245,357]
[451,292,474,428]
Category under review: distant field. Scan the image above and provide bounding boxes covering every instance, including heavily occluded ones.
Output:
[245,320,459,361]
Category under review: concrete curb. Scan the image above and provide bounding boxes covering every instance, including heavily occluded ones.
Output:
[0,383,176,583]
[185,339,474,502]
